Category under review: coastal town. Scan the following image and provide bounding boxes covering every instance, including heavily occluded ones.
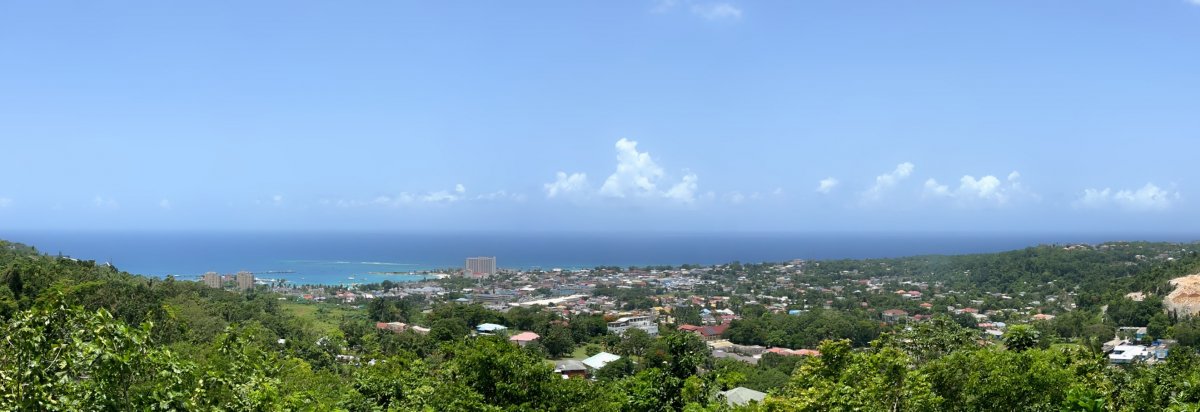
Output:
[7,236,1200,410]
[199,242,1197,384]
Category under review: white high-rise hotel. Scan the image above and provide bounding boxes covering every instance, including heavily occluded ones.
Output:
[465,256,497,277]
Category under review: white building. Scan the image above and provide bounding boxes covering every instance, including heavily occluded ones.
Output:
[476,323,508,335]
[466,256,497,278]
[608,316,659,337]
[582,352,621,370]
[1109,345,1150,364]
[719,387,767,407]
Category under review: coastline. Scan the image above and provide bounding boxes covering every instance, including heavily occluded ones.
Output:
[4,230,1197,286]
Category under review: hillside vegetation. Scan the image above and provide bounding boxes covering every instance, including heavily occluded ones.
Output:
[5,239,1200,411]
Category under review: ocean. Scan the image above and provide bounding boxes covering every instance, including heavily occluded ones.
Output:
[2,231,1195,286]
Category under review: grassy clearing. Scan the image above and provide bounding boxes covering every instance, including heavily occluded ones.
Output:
[280,299,362,335]
[569,345,591,360]
[1050,343,1088,351]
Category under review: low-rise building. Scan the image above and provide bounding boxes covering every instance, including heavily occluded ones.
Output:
[476,323,508,335]
[509,331,541,347]
[882,309,908,323]
[765,347,820,357]
[1109,345,1150,364]
[608,316,659,337]
[678,322,730,340]
[554,360,588,379]
[582,352,622,370]
[719,387,767,407]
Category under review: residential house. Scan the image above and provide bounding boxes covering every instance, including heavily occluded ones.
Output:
[476,323,509,335]
[582,352,622,371]
[1109,345,1150,364]
[882,309,908,323]
[608,316,659,337]
[376,322,409,333]
[765,347,820,357]
[554,360,588,379]
[677,322,730,341]
[509,331,541,347]
[719,387,767,407]
[712,350,758,364]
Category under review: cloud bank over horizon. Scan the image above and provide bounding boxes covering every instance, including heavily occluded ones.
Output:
[1,136,1187,232]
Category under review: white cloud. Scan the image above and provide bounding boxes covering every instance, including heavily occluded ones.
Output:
[0,198,11,208]
[959,175,1004,200]
[327,194,405,208]
[1075,183,1179,211]
[772,187,784,196]
[923,179,951,197]
[159,199,172,210]
[544,172,589,198]
[727,192,746,204]
[816,178,839,194]
[652,0,742,21]
[651,0,678,12]
[272,195,284,205]
[691,3,742,20]
[93,196,119,209]
[411,183,468,203]
[923,170,1031,206]
[476,190,527,202]
[420,190,462,203]
[664,173,699,203]
[324,184,510,208]
[550,138,698,204]
[600,138,665,198]
[862,162,914,201]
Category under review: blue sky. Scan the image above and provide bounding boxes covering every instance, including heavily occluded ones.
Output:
[1,1,1199,233]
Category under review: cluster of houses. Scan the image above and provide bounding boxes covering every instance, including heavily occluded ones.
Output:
[550,348,767,407]
[552,352,621,379]
[300,252,1194,375]
[1103,328,1173,364]
[703,339,821,365]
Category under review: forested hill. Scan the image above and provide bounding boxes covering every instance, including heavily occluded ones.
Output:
[806,241,1200,302]
[6,238,1200,411]
[0,239,341,409]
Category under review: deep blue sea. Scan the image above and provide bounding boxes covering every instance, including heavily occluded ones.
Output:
[2,231,1196,286]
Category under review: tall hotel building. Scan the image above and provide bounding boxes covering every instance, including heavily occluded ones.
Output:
[203,272,222,289]
[235,271,255,291]
[465,257,497,278]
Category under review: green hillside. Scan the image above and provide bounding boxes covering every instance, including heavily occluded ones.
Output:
[5,238,1200,411]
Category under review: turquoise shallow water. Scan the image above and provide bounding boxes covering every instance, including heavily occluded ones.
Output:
[234,259,437,287]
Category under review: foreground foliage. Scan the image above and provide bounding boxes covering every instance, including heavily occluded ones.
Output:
[7,239,1200,410]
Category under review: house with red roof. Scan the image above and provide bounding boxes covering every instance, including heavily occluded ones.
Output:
[678,322,730,341]
[376,322,409,333]
[882,309,909,324]
[765,347,821,357]
[509,331,541,347]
